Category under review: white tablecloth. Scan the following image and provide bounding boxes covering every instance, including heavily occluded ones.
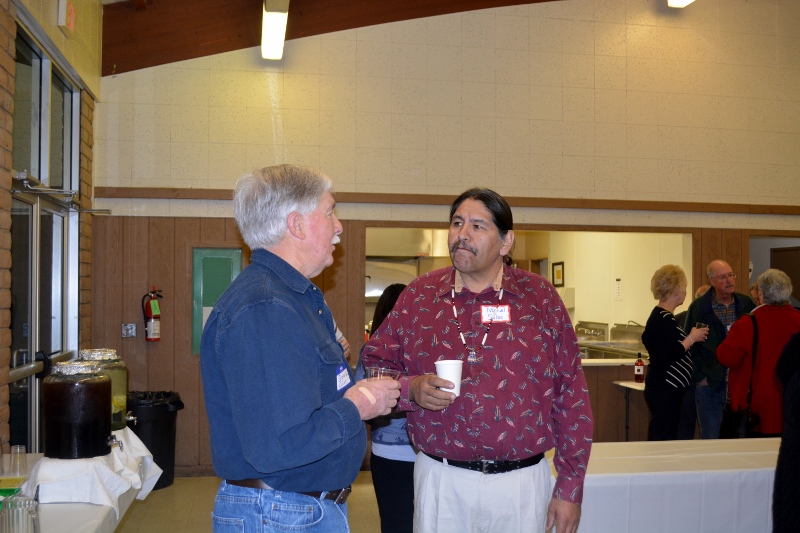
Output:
[2,454,138,533]
[576,439,779,533]
[38,488,139,533]
[8,428,163,533]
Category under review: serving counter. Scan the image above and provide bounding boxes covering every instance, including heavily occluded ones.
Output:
[582,358,650,442]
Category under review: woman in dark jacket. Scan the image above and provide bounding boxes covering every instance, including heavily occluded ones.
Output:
[773,332,800,533]
[641,265,708,440]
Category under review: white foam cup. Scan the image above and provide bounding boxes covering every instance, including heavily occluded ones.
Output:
[434,360,463,396]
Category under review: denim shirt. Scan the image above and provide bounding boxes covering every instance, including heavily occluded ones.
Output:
[200,249,366,492]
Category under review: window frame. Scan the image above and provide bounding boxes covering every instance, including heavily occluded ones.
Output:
[9,25,82,452]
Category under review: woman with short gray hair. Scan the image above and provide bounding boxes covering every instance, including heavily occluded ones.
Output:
[718,269,800,436]
[758,269,793,306]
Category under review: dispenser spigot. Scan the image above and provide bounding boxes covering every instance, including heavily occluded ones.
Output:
[107,435,124,452]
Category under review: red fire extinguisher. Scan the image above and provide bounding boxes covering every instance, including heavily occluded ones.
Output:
[142,286,163,342]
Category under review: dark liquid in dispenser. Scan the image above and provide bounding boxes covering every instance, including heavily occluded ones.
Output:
[44,378,111,459]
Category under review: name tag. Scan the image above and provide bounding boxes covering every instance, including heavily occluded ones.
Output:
[336,364,351,391]
[482,305,510,323]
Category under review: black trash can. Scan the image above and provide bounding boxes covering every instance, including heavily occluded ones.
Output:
[127,391,185,490]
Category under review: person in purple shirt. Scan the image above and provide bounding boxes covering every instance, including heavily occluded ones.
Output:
[363,188,593,533]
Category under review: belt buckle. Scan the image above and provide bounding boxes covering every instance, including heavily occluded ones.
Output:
[481,460,494,474]
[333,487,351,504]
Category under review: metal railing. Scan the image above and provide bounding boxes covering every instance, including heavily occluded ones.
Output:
[8,352,72,383]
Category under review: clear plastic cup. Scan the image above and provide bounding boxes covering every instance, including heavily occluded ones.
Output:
[366,367,400,381]
[9,445,27,477]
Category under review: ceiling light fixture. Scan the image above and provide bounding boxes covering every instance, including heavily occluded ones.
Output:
[668,0,695,7]
[261,0,290,60]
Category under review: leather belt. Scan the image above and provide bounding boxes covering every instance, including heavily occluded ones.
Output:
[225,479,352,505]
[424,452,544,474]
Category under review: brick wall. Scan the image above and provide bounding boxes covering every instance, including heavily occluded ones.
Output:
[0,0,15,452]
[79,91,93,349]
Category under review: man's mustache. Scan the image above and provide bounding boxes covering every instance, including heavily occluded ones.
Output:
[450,240,476,255]
[332,235,340,245]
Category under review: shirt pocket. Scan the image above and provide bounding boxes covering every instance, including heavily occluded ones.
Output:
[318,339,343,364]
[317,339,349,398]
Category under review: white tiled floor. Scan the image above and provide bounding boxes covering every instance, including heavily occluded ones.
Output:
[116,472,381,533]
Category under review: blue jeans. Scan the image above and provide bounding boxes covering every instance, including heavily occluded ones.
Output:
[695,379,726,439]
[212,481,350,533]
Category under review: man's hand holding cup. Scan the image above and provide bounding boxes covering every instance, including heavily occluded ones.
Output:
[346,370,401,419]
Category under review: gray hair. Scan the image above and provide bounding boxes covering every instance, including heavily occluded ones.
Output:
[757,269,793,305]
[234,165,333,250]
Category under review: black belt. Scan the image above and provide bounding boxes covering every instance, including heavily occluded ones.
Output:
[225,479,352,504]
[424,452,544,474]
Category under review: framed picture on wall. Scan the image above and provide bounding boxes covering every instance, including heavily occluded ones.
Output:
[552,261,564,287]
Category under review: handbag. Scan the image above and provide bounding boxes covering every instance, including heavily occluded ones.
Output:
[720,313,760,439]
[721,404,760,439]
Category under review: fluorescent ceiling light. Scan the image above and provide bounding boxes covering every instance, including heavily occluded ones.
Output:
[262,0,289,60]
[668,0,695,7]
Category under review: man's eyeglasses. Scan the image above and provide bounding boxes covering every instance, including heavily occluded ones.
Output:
[713,272,736,280]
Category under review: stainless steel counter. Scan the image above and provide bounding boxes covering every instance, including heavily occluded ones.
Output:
[578,340,646,360]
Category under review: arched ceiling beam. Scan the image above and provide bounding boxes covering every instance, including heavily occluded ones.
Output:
[102,0,554,76]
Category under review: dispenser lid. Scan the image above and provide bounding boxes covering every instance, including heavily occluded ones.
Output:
[52,361,102,375]
[79,348,119,361]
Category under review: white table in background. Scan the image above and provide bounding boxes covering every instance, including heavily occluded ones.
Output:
[576,438,779,533]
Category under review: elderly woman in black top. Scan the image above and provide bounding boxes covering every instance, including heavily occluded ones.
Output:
[641,265,709,440]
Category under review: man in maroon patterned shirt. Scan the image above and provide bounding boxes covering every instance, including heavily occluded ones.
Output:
[363,188,593,533]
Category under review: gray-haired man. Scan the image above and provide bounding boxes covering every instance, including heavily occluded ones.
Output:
[201,164,399,531]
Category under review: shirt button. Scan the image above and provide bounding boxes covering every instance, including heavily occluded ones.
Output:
[318,309,322,315]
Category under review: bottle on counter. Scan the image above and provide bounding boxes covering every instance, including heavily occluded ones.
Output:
[634,352,645,383]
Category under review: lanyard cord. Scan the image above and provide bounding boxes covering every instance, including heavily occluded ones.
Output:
[451,287,504,360]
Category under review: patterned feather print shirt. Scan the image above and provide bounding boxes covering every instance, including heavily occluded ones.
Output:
[363,265,593,504]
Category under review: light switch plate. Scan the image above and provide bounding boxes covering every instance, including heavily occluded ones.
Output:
[122,324,137,338]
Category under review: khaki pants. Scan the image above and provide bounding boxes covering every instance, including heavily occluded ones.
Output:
[413,452,553,533]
